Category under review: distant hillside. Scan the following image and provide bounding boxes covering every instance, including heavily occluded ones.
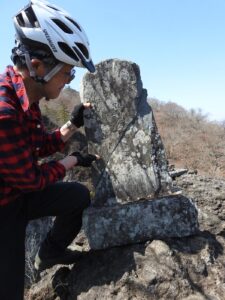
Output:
[149,98,225,178]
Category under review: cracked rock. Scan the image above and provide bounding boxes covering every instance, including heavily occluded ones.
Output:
[81,59,172,206]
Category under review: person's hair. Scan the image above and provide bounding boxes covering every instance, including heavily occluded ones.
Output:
[11,42,59,71]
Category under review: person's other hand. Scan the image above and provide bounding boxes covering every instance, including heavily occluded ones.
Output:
[70,151,100,167]
[70,103,92,128]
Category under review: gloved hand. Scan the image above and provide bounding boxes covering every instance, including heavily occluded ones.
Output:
[70,151,98,167]
[70,104,86,128]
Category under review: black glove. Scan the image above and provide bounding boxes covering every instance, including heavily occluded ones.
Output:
[70,152,97,167]
[70,104,85,128]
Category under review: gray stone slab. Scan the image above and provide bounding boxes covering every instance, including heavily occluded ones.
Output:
[81,59,172,206]
[83,195,199,250]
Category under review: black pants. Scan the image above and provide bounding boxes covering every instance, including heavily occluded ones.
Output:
[0,181,90,300]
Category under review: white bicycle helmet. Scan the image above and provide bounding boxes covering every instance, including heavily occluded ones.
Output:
[13,0,95,73]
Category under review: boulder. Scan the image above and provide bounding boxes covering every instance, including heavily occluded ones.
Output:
[81,59,172,206]
[80,59,199,249]
[83,195,199,249]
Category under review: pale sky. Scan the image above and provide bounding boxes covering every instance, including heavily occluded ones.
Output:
[1,0,225,121]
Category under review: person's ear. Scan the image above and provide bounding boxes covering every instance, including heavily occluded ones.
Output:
[31,58,45,76]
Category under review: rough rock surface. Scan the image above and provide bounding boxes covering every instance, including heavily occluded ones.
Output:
[25,218,53,285]
[81,59,172,206]
[83,195,199,249]
[80,59,198,249]
[26,173,225,300]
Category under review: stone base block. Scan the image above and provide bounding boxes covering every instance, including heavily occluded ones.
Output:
[83,195,199,250]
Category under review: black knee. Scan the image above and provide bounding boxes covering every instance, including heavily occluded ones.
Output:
[63,182,91,213]
[79,184,91,209]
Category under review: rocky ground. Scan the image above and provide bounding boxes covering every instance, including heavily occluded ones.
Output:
[25,171,225,300]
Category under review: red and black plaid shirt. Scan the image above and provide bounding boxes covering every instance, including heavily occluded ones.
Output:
[0,66,66,206]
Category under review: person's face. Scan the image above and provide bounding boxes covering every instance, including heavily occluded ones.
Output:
[42,64,75,99]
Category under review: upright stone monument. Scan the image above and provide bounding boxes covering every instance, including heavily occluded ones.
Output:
[81,59,199,249]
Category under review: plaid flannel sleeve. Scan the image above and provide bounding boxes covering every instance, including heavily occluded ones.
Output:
[0,113,66,193]
[38,128,66,157]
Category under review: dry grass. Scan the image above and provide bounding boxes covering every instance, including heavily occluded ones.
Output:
[149,98,225,178]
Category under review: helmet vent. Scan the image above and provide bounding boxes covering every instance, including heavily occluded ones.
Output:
[58,42,79,61]
[75,43,89,59]
[66,17,81,32]
[52,19,73,34]
[16,7,39,28]
[25,7,39,28]
[16,14,25,27]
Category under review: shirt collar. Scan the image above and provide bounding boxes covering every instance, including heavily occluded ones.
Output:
[7,65,30,112]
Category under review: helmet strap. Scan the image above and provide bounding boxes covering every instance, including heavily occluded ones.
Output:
[24,51,64,83]
[42,62,64,82]
[24,52,36,78]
